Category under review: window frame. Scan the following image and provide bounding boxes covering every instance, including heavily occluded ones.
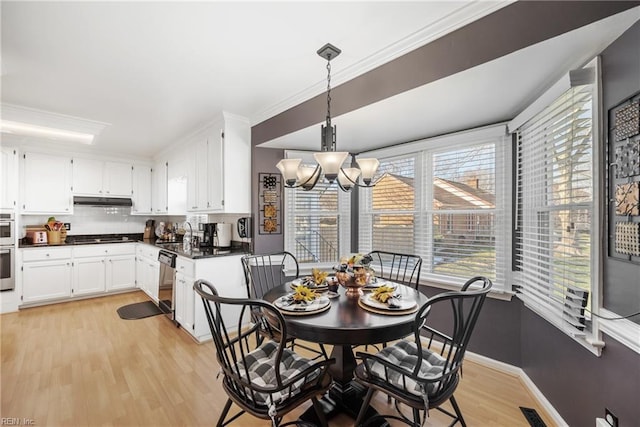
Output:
[358,123,512,293]
[282,150,352,272]
[510,58,609,356]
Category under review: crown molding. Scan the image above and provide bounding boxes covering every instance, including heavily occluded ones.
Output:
[250,0,514,126]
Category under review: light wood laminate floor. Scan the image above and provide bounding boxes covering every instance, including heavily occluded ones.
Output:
[1,291,555,426]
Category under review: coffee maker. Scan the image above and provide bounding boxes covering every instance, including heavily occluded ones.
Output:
[200,223,217,248]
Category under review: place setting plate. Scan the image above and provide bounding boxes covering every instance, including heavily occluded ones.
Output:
[289,277,329,291]
[274,295,331,316]
[358,293,418,315]
[363,279,398,291]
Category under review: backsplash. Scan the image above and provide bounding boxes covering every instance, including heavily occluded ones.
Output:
[19,208,251,242]
[20,206,185,238]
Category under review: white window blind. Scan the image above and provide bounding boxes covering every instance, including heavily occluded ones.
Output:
[427,143,504,285]
[515,83,594,337]
[283,152,351,265]
[359,155,419,255]
[359,130,510,291]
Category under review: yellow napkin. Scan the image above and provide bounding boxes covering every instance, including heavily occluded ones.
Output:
[371,285,396,303]
[292,285,318,302]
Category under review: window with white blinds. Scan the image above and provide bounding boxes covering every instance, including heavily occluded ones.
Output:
[283,152,351,265]
[514,83,595,338]
[359,155,419,254]
[359,131,510,290]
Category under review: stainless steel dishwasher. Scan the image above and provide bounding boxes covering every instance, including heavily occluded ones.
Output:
[157,249,177,324]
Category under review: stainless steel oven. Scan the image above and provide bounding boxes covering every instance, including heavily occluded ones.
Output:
[0,211,15,246]
[157,250,177,323]
[0,211,15,291]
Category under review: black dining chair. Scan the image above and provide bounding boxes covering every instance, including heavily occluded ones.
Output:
[353,276,492,427]
[194,279,335,427]
[367,250,423,289]
[241,252,328,360]
[363,250,424,354]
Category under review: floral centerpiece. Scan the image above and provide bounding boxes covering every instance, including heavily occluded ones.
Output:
[334,253,374,296]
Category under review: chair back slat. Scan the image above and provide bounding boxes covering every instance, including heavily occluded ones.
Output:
[368,250,422,289]
[241,252,299,299]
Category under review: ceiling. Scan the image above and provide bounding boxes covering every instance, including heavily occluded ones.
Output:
[1,2,639,158]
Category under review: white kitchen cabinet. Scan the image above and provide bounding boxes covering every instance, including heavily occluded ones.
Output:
[185,113,250,213]
[174,254,246,342]
[21,247,73,304]
[0,146,18,209]
[72,158,133,197]
[73,257,106,295]
[107,255,136,291]
[186,135,210,212]
[136,244,160,302]
[73,244,136,296]
[21,151,73,214]
[152,161,168,214]
[132,165,152,214]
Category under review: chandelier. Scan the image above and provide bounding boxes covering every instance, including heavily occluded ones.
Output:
[276,43,380,192]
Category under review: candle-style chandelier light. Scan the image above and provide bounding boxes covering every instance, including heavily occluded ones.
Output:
[276,43,380,192]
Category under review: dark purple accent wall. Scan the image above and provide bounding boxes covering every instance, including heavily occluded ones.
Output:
[251,146,284,254]
[252,1,639,146]
[521,310,640,425]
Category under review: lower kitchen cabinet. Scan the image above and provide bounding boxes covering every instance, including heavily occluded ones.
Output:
[108,255,136,291]
[73,244,136,296]
[73,257,107,295]
[21,244,136,305]
[21,247,73,304]
[136,244,160,302]
[22,259,73,304]
[174,254,246,342]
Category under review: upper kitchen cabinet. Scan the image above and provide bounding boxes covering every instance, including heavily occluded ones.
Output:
[186,112,250,213]
[152,161,168,214]
[131,165,152,214]
[72,158,133,197]
[21,151,73,214]
[0,146,18,209]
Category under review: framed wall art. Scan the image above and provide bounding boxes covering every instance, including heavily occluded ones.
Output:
[608,91,640,264]
[258,173,282,235]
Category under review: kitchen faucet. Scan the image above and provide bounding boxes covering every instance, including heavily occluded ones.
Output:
[183,221,194,252]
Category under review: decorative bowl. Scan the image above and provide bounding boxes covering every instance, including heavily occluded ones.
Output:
[335,267,372,297]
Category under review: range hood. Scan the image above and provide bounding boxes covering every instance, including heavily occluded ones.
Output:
[73,196,133,207]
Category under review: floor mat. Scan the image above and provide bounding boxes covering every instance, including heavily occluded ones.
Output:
[117,301,163,320]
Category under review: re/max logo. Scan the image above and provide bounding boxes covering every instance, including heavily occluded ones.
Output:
[1,418,35,425]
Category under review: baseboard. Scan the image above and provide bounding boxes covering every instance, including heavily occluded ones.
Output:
[464,350,569,427]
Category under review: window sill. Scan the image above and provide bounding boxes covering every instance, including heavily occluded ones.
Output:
[597,309,640,356]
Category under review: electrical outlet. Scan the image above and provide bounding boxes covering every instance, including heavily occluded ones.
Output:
[63,223,71,231]
[605,408,618,427]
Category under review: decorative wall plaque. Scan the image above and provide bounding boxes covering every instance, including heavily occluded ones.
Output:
[608,91,640,265]
[615,222,640,256]
[614,100,640,141]
[614,140,640,178]
[258,173,282,235]
[615,182,640,216]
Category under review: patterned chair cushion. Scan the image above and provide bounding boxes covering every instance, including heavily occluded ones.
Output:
[364,339,447,398]
[234,340,321,405]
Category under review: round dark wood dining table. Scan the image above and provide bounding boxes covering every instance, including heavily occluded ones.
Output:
[263,282,429,423]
